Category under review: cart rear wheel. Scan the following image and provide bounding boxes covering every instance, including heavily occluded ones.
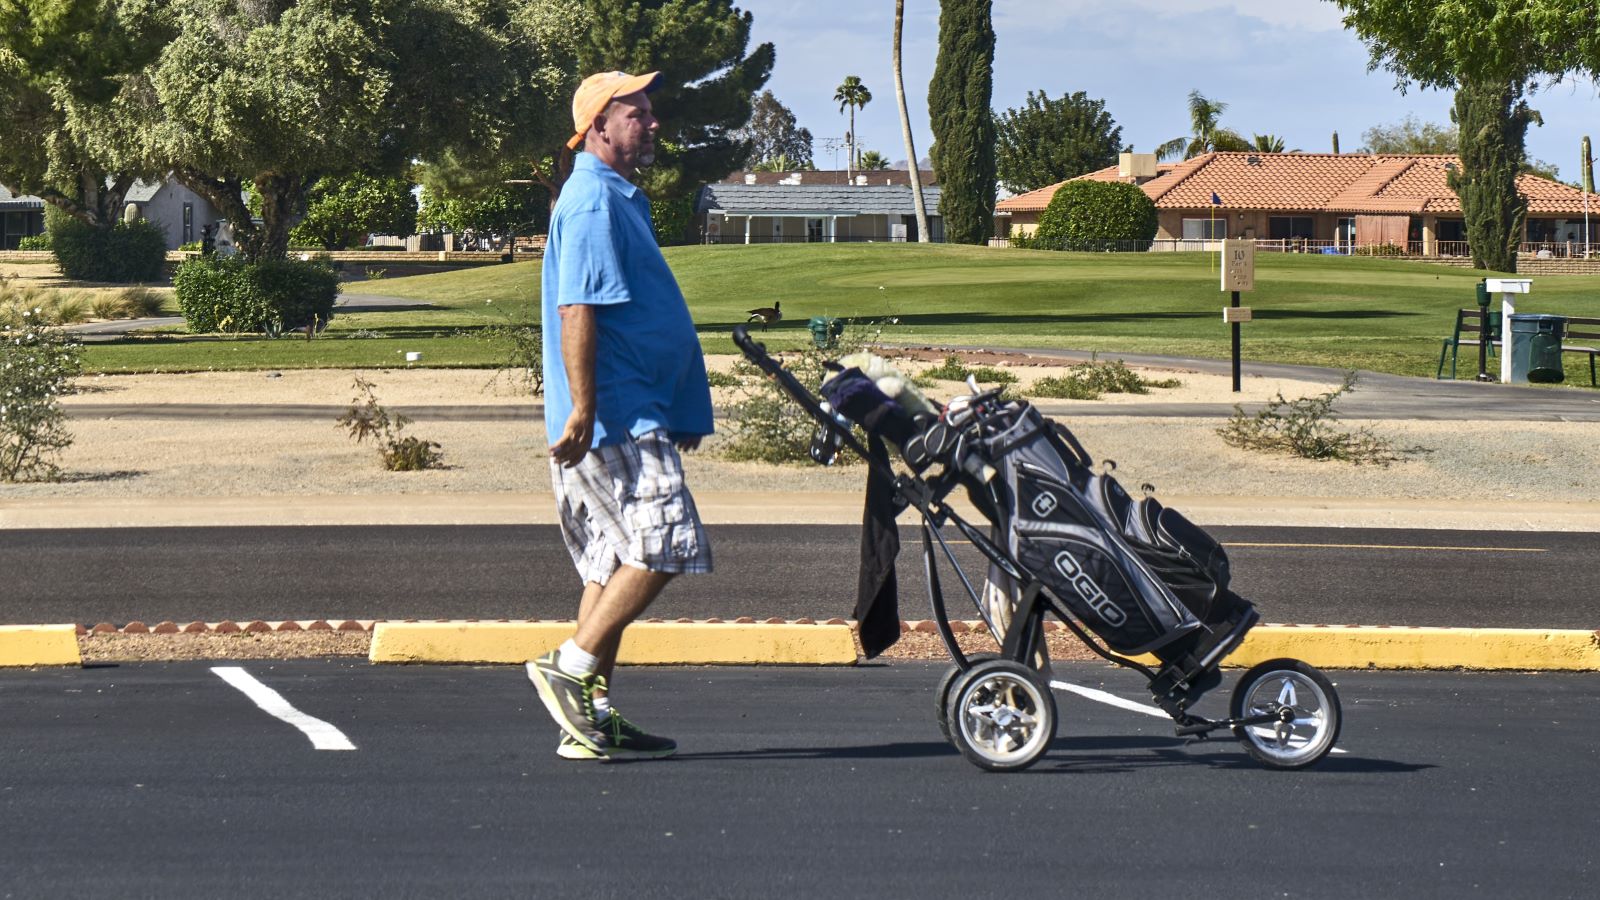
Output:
[934,654,1000,744]
[946,660,1056,772]
[1229,659,1342,769]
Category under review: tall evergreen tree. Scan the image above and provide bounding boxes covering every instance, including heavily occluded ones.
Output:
[576,0,773,200]
[1450,79,1533,273]
[927,0,995,245]
[993,90,1121,193]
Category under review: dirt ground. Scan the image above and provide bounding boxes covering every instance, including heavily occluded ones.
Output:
[26,356,1598,508]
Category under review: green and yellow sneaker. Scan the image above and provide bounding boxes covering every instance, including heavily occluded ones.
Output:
[525,652,605,753]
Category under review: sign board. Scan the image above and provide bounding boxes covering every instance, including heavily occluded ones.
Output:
[1222,306,1253,323]
[1221,239,1255,292]
[1485,278,1532,294]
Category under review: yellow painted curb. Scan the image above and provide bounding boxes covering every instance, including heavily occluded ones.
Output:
[1224,626,1600,671]
[0,625,82,668]
[369,622,858,666]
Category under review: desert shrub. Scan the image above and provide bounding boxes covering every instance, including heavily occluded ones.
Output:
[1029,358,1181,400]
[705,369,741,388]
[16,233,51,251]
[1031,180,1158,251]
[474,305,542,396]
[920,354,1019,385]
[0,314,82,481]
[173,256,339,334]
[48,217,167,283]
[722,319,892,464]
[0,278,97,326]
[1216,373,1425,465]
[336,376,442,471]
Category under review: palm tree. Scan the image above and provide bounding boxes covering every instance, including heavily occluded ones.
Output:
[1156,90,1250,160]
[893,0,929,242]
[858,150,891,171]
[1251,134,1288,153]
[834,75,872,177]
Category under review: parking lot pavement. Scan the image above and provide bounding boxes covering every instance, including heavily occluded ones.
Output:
[2,661,1597,898]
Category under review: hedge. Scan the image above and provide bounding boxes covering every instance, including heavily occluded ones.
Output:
[1028,180,1158,250]
[173,256,340,334]
[48,218,167,282]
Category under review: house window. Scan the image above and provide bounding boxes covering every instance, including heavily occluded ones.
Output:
[1525,219,1559,243]
[807,218,824,242]
[772,218,783,243]
[1181,218,1227,240]
[1336,218,1356,247]
[1268,216,1315,240]
[183,203,194,244]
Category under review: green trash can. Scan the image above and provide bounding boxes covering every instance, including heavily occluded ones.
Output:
[808,315,845,350]
[1508,313,1567,383]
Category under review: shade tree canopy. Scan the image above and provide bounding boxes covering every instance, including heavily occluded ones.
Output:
[993,89,1122,194]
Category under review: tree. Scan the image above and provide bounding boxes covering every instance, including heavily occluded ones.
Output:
[1360,115,1458,154]
[1328,0,1595,271]
[834,75,872,175]
[928,0,996,245]
[84,0,575,262]
[416,173,549,250]
[577,0,774,202]
[857,150,890,171]
[735,90,813,169]
[893,0,929,242]
[1251,134,1291,153]
[749,154,812,173]
[0,0,170,227]
[290,173,419,250]
[1156,91,1250,160]
[993,90,1122,193]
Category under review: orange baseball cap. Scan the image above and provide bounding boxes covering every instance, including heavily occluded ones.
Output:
[567,70,664,150]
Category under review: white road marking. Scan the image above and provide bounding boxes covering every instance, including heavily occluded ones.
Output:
[211,666,355,751]
[1048,678,1346,754]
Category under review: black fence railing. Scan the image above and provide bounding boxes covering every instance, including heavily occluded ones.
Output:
[702,233,922,245]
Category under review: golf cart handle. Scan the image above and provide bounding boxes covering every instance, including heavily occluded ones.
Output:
[730,324,895,476]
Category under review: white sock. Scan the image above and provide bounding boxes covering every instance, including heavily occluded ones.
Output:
[592,693,612,722]
[555,639,598,678]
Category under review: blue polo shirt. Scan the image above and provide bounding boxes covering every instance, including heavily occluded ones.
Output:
[541,152,713,447]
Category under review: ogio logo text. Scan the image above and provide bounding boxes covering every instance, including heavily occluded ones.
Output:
[1052,551,1126,626]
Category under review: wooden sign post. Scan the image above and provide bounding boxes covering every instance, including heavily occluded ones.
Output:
[1220,239,1255,392]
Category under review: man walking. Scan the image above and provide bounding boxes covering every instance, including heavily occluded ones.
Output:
[527,71,714,761]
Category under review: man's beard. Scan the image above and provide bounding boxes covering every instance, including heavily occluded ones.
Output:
[638,150,655,167]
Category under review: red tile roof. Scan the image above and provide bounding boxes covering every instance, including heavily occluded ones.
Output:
[996,153,1598,216]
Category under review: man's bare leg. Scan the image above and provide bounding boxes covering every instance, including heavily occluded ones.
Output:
[574,565,675,688]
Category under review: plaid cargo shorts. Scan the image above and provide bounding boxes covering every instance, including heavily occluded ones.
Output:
[550,429,712,586]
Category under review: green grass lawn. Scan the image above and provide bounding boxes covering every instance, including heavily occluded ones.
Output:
[78,244,1600,383]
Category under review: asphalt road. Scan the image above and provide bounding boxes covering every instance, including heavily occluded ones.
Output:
[1,661,1595,898]
[1,524,1593,629]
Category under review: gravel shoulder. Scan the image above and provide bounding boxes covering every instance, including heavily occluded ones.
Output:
[9,356,1598,530]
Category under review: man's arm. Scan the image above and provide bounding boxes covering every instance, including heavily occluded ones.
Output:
[551,303,597,467]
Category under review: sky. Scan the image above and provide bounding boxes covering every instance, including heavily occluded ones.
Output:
[735,0,1600,185]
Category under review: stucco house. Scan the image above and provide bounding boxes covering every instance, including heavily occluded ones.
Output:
[0,177,223,251]
[995,152,1600,257]
[0,184,46,250]
[696,169,943,244]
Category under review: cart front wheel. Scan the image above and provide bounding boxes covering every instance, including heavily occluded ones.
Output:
[934,653,1000,744]
[1229,658,1342,769]
[946,660,1056,772]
